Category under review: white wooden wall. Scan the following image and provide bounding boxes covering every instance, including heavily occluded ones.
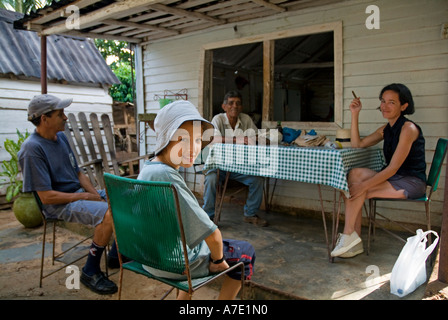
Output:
[0,78,113,194]
[140,0,448,228]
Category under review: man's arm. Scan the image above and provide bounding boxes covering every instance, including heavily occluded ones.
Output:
[78,171,101,196]
[37,171,102,205]
[37,189,103,205]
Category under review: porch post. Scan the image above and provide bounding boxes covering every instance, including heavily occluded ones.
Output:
[262,40,274,123]
[438,155,448,283]
[40,35,47,94]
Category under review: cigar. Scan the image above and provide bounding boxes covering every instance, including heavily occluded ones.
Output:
[352,91,358,99]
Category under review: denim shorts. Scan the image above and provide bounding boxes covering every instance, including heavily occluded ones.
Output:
[223,239,256,281]
[388,174,426,199]
[42,189,108,227]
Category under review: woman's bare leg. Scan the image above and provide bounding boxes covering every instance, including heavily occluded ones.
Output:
[343,168,375,235]
[343,168,406,236]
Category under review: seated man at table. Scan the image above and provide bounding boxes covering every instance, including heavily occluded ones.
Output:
[202,91,267,227]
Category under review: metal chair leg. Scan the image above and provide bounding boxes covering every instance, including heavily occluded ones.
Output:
[425,201,432,245]
[52,221,56,265]
[367,199,375,255]
[39,219,48,288]
[214,171,230,224]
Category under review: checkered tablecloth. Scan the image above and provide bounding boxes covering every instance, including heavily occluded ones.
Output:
[203,144,385,195]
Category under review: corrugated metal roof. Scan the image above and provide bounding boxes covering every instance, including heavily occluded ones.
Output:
[0,8,120,86]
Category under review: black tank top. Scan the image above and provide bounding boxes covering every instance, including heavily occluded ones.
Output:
[382,115,426,182]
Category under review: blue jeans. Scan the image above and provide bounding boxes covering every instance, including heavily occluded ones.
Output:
[202,169,264,218]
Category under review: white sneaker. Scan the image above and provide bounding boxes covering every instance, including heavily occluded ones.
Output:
[339,241,364,258]
[331,231,362,257]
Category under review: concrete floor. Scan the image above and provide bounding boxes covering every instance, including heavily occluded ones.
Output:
[1,195,445,300]
[214,201,432,300]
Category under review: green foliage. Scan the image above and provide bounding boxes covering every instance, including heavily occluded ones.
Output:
[0,130,30,202]
[94,39,135,103]
[0,0,49,14]
[94,39,132,67]
[109,62,135,103]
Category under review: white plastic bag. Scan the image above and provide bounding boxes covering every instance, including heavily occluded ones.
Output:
[390,229,439,298]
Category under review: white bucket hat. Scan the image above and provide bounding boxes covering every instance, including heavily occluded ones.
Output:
[153,100,215,155]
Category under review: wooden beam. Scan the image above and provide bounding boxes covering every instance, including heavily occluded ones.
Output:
[199,49,213,120]
[262,40,274,123]
[150,3,226,25]
[25,21,43,31]
[251,0,286,12]
[39,0,164,36]
[60,29,142,43]
[439,151,448,283]
[31,0,99,24]
[102,19,179,35]
[276,62,334,69]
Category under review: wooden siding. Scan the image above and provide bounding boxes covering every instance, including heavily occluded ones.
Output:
[0,79,114,192]
[141,0,448,227]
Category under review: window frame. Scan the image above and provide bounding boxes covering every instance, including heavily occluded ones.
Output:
[199,21,343,130]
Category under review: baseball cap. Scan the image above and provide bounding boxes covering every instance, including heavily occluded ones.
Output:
[153,100,215,155]
[27,94,73,121]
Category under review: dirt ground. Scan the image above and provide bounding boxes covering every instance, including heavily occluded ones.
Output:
[1,205,447,301]
[0,208,220,300]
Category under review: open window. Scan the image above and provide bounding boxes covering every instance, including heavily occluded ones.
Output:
[200,22,343,130]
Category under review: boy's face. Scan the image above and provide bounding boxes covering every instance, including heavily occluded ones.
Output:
[160,121,203,169]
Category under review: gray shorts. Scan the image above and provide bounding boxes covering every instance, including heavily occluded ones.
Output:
[388,174,426,199]
[42,189,108,227]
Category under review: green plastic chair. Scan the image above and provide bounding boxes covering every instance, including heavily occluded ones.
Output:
[103,173,245,300]
[367,138,448,254]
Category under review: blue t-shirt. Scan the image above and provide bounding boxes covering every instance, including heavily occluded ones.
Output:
[18,131,81,193]
[137,161,217,279]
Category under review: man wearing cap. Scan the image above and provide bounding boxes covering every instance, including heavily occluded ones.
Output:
[202,91,267,226]
[18,94,118,295]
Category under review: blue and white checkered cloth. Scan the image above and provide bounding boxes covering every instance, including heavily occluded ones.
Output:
[204,144,385,195]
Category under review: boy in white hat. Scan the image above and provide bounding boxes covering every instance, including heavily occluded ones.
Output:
[137,100,255,300]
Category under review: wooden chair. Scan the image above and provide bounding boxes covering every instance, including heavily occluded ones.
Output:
[64,112,149,188]
[103,173,245,300]
[367,138,448,254]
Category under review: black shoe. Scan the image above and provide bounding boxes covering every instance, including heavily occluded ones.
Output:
[107,254,132,269]
[81,271,118,295]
